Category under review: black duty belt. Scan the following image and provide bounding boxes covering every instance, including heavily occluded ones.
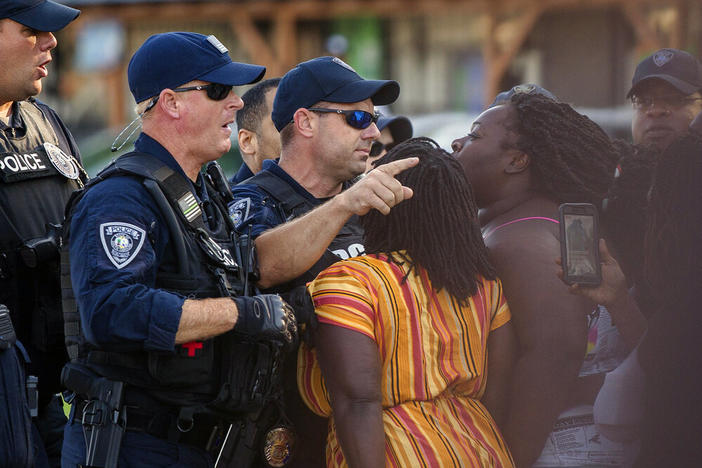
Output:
[73,399,228,454]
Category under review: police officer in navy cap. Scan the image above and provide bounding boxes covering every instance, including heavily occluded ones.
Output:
[230,56,417,467]
[0,1,84,466]
[61,32,297,467]
[628,48,702,152]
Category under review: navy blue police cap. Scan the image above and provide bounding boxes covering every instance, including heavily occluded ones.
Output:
[272,56,400,131]
[627,48,702,98]
[0,0,80,32]
[377,115,413,143]
[128,32,266,103]
[490,84,557,108]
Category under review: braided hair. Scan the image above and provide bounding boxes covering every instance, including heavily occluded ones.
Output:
[508,94,620,206]
[361,137,496,303]
[644,131,702,308]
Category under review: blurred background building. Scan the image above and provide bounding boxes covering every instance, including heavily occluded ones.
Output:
[46,0,702,174]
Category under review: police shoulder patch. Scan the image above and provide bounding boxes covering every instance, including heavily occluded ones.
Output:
[229,198,251,227]
[100,222,146,269]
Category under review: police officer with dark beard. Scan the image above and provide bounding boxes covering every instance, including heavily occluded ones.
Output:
[60,32,296,468]
[0,1,83,466]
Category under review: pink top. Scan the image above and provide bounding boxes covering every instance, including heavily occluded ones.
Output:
[483,216,559,239]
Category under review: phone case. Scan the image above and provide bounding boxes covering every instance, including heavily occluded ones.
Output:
[558,203,601,286]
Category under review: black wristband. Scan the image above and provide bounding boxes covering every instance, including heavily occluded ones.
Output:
[231,296,262,335]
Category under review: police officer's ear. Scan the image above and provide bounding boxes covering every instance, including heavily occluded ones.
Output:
[238,128,258,156]
[157,89,181,118]
[292,108,316,138]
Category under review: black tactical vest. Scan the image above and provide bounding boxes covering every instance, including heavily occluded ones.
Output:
[0,99,84,249]
[243,170,365,291]
[0,100,86,399]
[63,153,278,411]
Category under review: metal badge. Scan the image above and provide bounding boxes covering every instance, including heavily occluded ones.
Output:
[44,142,79,179]
[207,35,228,54]
[263,426,295,467]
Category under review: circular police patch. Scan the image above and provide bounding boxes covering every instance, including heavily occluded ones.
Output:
[44,142,79,180]
[99,222,146,269]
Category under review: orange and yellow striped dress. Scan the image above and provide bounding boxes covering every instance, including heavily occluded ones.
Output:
[298,253,514,468]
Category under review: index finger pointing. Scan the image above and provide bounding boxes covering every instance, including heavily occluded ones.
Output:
[375,157,419,177]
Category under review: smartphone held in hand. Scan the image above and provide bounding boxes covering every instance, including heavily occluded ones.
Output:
[559,203,601,286]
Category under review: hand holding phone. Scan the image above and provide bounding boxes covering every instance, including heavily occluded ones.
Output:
[559,203,601,286]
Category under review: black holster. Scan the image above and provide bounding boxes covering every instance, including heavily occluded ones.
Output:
[62,363,126,468]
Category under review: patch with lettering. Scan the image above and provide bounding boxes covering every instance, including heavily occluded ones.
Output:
[229,197,251,227]
[0,149,51,182]
[99,222,146,269]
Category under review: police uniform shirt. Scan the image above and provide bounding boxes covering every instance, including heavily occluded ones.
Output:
[230,159,326,238]
[228,159,255,186]
[230,160,365,262]
[69,133,192,352]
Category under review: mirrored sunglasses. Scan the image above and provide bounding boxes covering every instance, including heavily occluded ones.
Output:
[308,107,380,130]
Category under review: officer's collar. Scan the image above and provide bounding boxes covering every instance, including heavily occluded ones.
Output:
[134,132,209,207]
[266,159,323,204]
[134,132,192,182]
[0,101,26,133]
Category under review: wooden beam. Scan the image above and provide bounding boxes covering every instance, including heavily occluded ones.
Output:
[105,66,126,129]
[620,2,663,54]
[273,5,298,74]
[670,0,686,49]
[484,4,546,104]
[229,10,278,74]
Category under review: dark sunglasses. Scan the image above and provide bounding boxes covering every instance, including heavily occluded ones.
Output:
[369,141,397,157]
[308,107,380,130]
[173,83,234,101]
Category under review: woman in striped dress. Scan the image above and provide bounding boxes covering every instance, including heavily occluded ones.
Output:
[297,138,516,468]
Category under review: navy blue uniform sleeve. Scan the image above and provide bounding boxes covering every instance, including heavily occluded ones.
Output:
[229,183,285,238]
[70,176,184,352]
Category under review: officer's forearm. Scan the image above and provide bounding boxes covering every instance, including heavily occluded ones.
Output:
[254,197,352,289]
[175,298,238,344]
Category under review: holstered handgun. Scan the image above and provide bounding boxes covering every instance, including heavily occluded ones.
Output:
[62,363,126,468]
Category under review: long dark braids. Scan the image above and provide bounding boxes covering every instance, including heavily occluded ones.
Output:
[508,94,620,206]
[644,131,702,309]
[361,137,495,303]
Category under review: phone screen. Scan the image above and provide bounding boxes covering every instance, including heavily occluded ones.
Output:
[563,213,597,279]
